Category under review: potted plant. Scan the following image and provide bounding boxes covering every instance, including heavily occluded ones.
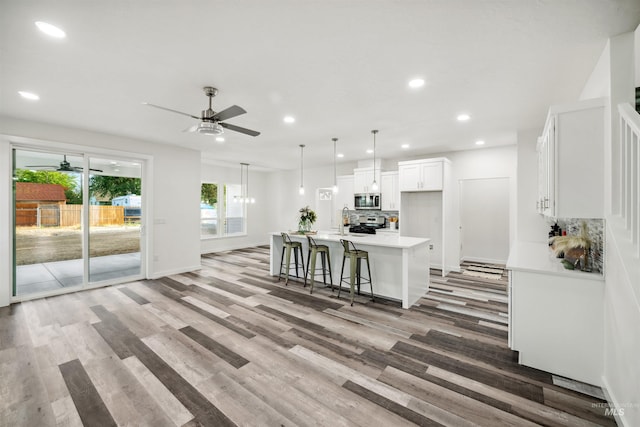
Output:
[298,206,317,233]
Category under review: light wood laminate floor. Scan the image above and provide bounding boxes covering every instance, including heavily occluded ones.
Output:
[0,246,615,426]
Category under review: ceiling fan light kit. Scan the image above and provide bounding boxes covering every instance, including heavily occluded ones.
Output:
[196,121,224,135]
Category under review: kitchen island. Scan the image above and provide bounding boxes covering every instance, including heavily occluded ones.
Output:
[269,231,430,308]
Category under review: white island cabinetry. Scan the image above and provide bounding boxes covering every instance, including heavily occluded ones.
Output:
[270,231,430,309]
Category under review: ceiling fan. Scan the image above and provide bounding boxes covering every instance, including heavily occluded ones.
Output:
[26,155,103,173]
[143,86,260,137]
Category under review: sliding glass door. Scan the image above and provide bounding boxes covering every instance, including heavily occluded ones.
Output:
[12,147,144,298]
[88,157,142,284]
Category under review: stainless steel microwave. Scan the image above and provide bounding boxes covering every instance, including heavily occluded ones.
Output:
[354,193,381,210]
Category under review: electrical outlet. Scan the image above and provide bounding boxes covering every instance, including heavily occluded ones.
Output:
[429,244,434,250]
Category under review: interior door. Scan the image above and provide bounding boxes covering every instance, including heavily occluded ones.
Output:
[459,177,510,264]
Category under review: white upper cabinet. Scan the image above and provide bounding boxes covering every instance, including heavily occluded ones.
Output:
[398,158,444,192]
[353,167,381,193]
[381,171,399,210]
[334,175,354,211]
[537,98,604,218]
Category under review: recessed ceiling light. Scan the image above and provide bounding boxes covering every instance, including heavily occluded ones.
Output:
[366,149,374,154]
[337,153,344,158]
[457,113,471,122]
[283,115,295,124]
[18,91,40,100]
[475,140,485,146]
[215,137,225,142]
[408,78,425,89]
[35,21,66,38]
[401,143,410,149]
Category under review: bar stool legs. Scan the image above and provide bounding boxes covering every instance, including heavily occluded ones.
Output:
[339,239,374,306]
[305,236,333,294]
[278,233,305,286]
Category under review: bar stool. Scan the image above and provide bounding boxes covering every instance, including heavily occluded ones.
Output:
[305,235,333,294]
[339,239,375,306]
[278,232,305,285]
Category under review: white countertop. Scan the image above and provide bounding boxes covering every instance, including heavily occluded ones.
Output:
[506,241,604,281]
[271,230,429,249]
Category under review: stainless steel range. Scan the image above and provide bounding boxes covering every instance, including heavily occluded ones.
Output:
[349,215,386,234]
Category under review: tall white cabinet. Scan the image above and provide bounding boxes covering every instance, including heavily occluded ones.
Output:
[398,158,458,276]
[381,171,399,210]
[536,98,605,218]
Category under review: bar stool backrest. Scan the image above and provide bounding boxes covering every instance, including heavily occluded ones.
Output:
[307,235,318,247]
[281,232,293,244]
[340,239,358,254]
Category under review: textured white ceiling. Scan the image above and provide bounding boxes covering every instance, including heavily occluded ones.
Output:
[1,1,639,170]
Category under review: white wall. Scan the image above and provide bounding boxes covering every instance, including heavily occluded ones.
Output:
[200,161,273,253]
[600,30,640,427]
[0,116,202,307]
[267,163,358,234]
[636,23,640,87]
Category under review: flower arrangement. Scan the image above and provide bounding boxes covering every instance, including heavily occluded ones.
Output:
[298,206,317,233]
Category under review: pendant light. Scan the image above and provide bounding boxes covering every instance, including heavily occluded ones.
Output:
[371,130,379,191]
[332,137,338,193]
[299,144,305,195]
[233,163,255,204]
[244,163,255,203]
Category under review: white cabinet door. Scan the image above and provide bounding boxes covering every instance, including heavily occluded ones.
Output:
[398,160,443,191]
[334,175,354,211]
[381,172,399,210]
[536,123,554,216]
[398,163,421,191]
[353,167,381,193]
[421,162,443,191]
[536,99,604,218]
[353,169,371,193]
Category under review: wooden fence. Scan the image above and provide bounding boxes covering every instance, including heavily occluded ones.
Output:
[16,205,125,227]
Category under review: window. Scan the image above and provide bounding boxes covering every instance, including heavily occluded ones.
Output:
[200,182,245,238]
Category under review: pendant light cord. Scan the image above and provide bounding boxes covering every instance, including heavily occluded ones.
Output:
[332,138,338,190]
[299,144,305,193]
[372,130,378,189]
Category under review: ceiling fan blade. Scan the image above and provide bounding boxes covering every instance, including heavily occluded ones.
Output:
[212,105,246,122]
[219,122,260,137]
[25,165,57,169]
[183,124,200,133]
[143,103,200,120]
[88,168,103,173]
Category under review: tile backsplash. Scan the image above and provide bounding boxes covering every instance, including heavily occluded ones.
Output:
[548,218,604,273]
